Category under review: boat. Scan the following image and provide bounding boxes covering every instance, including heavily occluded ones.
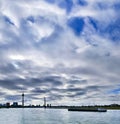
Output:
[68,108,107,112]
[97,108,107,112]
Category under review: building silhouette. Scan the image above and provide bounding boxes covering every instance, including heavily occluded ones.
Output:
[44,97,46,108]
[12,102,18,106]
[6,102,10,107]
[22,93,24,107]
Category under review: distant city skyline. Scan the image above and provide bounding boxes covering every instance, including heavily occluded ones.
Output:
[0,0,120,105]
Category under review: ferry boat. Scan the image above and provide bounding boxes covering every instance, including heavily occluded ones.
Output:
[68,108,107,112]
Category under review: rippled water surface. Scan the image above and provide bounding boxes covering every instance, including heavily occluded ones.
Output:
[0,108,120,124]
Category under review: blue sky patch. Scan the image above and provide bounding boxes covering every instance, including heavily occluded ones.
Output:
[58,0,73,13]
[103,19,120,42]
[67,17,84,35]
[77,0,87,6]
[110,88,120,94]
[88,17,120,42]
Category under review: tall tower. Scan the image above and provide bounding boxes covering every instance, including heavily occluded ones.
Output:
[22,93,24,107]
[44,97,46,108]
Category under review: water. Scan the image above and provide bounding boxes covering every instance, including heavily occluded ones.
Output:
[0,108,120,124]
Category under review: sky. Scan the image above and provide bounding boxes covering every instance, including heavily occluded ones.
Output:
[0,0,120,106]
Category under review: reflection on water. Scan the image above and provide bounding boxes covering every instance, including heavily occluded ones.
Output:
[0,108,120,124]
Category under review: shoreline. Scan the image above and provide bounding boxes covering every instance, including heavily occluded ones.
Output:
[1,105,120,110]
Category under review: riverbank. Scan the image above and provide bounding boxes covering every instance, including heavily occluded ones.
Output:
[0,105,120,110]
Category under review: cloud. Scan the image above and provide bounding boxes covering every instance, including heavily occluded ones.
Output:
[0,0,120,105]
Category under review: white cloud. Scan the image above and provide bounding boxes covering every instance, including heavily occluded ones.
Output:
[1,0,66,27]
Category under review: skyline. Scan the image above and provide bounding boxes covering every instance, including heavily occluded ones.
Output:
[0,0,120,105]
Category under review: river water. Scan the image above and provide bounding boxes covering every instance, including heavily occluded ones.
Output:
[0,108,120,124]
